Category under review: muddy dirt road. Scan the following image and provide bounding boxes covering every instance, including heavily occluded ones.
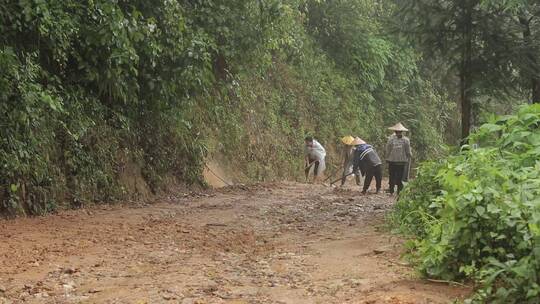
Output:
[0,183,469,303]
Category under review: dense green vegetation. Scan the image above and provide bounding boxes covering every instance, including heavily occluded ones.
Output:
[392,1,540,301]
[0,0,450,215]
[392,104,540,303]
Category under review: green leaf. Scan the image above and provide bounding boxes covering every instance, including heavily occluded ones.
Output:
[482,123,503,132]
[476,206,486,217]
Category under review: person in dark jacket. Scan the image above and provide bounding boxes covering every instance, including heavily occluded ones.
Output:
[352,138,383,194]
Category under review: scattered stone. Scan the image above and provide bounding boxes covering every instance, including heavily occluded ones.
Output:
[205,223,228,227]
[88,288,102,294]
[335,211,350,217]
[162,293,176,300]
[62,267,78,274]
[34,292,50,298]
[62,281,76,292]
[202,283,218,294]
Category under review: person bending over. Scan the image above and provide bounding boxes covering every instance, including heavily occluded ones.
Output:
[304,136,326,183]
[352,139,382,194]
[340,136,362,187]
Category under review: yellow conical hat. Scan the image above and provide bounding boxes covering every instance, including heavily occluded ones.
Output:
[341,136,355,145]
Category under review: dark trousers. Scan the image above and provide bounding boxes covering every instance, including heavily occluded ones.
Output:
[362,164,382,193]
[388,162,406,193]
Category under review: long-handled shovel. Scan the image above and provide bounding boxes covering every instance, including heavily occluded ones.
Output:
[329,171,354,186]
[322,165,342,183]
[304,161,317,181]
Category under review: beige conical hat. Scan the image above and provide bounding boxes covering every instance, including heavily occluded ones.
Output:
[351,137,366,145]
[388,123,409,132]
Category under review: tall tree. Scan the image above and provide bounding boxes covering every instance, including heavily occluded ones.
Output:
[480,0,540,104]
[395,0,485,140]
[520,15,540,103]
[460,0,475,140]
[394,0,540,140]
[506,1,540,104]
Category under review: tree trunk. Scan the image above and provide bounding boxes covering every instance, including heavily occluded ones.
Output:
[532,80,540,103]
[519,16,540,104]
[460,0,473,143]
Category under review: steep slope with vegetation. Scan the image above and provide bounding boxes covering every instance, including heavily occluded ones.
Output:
[0,0,451,215]
[392,104,540,303]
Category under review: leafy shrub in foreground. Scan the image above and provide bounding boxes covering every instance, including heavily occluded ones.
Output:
[393,104,540,303]
[389,159,446,238]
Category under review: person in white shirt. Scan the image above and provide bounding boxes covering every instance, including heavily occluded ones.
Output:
[304,136,326,182]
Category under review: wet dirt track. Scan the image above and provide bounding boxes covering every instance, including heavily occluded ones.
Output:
[0,182,470,303]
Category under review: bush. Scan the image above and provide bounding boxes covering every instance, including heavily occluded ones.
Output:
[393,104,540,303]
[389,159,446,238]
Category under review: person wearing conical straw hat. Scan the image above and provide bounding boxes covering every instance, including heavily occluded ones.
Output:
[352,138,383,194]
[386,123,412,195]
[340,136,362,187]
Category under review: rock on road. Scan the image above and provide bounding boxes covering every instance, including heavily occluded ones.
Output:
[0,182,469,303]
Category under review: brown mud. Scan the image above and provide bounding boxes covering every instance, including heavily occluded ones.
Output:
[0,182,470,303]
